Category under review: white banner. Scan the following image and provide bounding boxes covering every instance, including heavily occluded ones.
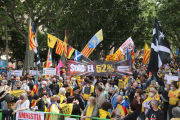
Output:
[119,37,134,55]
[13,70,22,77]
[29,70,41,75]
[43,68,56,75]
[165,74,179,84]
[16,111,44,120]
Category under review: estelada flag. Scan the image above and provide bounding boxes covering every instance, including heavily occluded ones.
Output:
[30,70,38,107]
[47,34,58,48]
[46,48,52,68]
[29,18,36,50]
[64,31,68,57]
[81,29,103,57]
[143,44,151,64]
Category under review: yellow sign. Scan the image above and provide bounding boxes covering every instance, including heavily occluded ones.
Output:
[96,64,114,73]
[10,90,26,97]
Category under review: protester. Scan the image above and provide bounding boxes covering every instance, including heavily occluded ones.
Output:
[73,86,85,110]
[58,87,67,104]
[133,89,143,115]
[171,107,180,120]
[145,100,164,120]
[31,94,45,111]
[99,102,113,119]
[49,77,59,95]
[38,81,53,97]
[12,93,30,114]
[95,84,106,109]
[109,87,118,110]
[81,96,98,120]
[128,82,138,103]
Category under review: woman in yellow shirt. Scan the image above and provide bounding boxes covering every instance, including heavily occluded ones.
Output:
[168,83,180,119]
[81,97,98,120]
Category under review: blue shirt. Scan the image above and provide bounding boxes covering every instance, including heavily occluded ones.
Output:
[111,93,118,109]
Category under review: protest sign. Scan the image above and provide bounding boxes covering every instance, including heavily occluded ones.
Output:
[13,70,22,77]
[43,68,56,75]
[29,70,41,75]
[10,90,26,98]
[164,64,170,70]
[0,60,6,68]
[119,37,134,55]
[165,74,179,84]
[16,111,44,120]
[67,60,132,76]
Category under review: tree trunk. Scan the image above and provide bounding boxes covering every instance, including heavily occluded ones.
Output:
[23,37,35,70]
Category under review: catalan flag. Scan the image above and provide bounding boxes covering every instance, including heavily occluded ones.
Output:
[116,101,130,117]
[67,45,75,59]
[31,70,38,107]
[81,29,103,57]
[56,40,64,56]
[132,45,136,63]
[64,31,68,57]
[124,76,130,87]
[143,44,151,64]
[173,48,178,64]
[29,18,36,50]
[46,48,52,68]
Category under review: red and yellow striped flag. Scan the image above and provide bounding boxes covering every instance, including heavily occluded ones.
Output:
[115,49,123,60]
[81,44,94,57]
[56,40,64,56]
[64,31,67,57]
[143,43,151,64]
[29,18,36,50]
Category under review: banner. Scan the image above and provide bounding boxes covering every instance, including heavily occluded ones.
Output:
[10,90,26,98]
[12,70,22,77]
[0,60,6,68]
[0,70,7,74]
[16,111,44,120]
[67,60,132,76]
[29,70,41,75]
[119,37,134,55]
[43,68,56,75]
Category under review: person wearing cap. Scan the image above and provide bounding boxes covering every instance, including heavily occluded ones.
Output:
[73,86,85,110]
[82,77,94,106]
[168,82,180,119]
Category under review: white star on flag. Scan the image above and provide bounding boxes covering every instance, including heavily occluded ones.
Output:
[159,31,165,39]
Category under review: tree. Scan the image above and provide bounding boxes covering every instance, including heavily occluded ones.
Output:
[1,0,68,70]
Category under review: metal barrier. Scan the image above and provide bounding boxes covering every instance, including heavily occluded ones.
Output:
[0,109,110,120]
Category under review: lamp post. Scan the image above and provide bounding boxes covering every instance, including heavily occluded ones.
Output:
[2,25,12,68]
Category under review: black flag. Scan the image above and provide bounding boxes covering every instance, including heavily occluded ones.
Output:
[148,18,170,72]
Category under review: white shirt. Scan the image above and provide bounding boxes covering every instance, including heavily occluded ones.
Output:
[143,96,155,115]
[16,100,30,110]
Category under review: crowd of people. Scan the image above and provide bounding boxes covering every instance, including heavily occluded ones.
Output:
[0,62,180,120]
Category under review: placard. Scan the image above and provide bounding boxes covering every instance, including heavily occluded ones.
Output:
[165,74,179,84]
[13,70,23,77]
[119,37,134,55]
[29,70,41,75]
[0,60,6,68]
[16,111,44,120]
[43,68,56,75]
[164,64,170,70]
[67,60,132,76]
[10,90,26,98]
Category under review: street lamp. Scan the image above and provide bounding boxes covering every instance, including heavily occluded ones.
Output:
[2,25,12,68]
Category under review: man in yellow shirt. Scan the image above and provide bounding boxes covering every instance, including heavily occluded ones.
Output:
[168,82,180,119]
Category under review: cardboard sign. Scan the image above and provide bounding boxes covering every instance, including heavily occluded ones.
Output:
[43,68,56,75]
[119,37,134,55]
[29,70,41,75]
[10,90,26,98]
[16,111,44,120]
[67,60,132,76]
[13,70,23,77]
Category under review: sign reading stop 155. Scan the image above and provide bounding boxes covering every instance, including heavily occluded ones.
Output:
[96,64,114,73]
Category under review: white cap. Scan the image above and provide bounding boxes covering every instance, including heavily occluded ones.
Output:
[71,77,76,81]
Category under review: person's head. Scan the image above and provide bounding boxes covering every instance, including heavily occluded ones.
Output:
[116,95,123,103]
[22,80,27,87]
[95,85,103,95]
[149,87,156,97]
[42,90,47,96]
[150,100,159,110]
[42,81,47,88]
[119,88,125,96]
[59,87,66,95]
[2,80,8,86]
[73,87,80,94]
[16,77,20,81]
[88,96,96,106]
[133,82,138,89]
[164,85,170,92]
[51,95,60,103]
[172,107,180,118]
[109,87,115,95]
[171,83,178,91]
[125,83,131,90]
[5,94,14,102]
[85,77,92,86]
[17,83,21,90]
[67,96,74,103]
[20,93,28,101]
[59,77,63,82]
[129,102,137,112]
[135,89,143,97]
[101,102,112,111]
[107,79,111,83]
[32,94,39,101]
[52,78,56,84]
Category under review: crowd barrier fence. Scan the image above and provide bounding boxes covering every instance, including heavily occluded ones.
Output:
[0,109,110,120]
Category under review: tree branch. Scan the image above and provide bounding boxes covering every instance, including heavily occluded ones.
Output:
[37,0,68,27]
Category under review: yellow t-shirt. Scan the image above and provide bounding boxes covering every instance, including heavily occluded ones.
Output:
[168,90,180,105]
